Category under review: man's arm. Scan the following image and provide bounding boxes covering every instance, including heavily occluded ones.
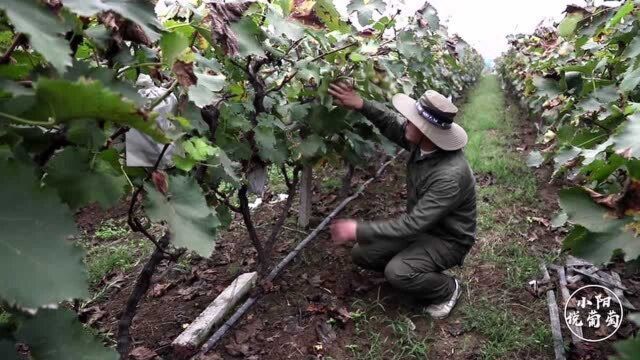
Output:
[359,100,411,151]
[328,82,410,150]
[355,176,461,242]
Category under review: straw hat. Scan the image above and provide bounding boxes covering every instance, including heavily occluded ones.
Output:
[392,90,468,151]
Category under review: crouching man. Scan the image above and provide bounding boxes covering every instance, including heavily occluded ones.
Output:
[328,83,476,319]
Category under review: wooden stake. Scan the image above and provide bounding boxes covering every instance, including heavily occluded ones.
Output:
[298,164,313,227]
[172,272,258,359]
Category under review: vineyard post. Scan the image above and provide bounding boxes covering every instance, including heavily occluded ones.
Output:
[298,164,313,227]
[340,161,355,197]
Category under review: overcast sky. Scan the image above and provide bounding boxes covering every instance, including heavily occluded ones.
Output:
[424,1,627,60]
[375,0,622,60]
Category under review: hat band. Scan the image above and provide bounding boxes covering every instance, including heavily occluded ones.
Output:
[415,102,452,129]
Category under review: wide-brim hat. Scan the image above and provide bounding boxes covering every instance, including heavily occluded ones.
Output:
[392,90,468,151]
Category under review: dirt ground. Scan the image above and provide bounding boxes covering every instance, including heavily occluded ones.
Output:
[81,79,639,360]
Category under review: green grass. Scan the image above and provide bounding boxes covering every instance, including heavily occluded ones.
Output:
[321,176,342,192]
[347,300,432,360]
[462,299,551,359]
[84,239,151,286]
[477,242,541,290]
[455,76,553,359]
[95,220,129,241]
[458,75,537,197]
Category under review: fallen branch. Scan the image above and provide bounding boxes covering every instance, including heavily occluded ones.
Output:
[549,264,582,345]
[541,262,566,360]
[195,150,403,356]
[570,267,628,291]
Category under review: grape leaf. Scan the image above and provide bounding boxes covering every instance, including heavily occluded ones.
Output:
[620,64,640,92]
[628,159,640,179]
[580,155,625,182]
[558,13,583,38]
[18,78,167,143]
[0,0,72,73]
[526,151,544,168]
[551,212,568,228]
[188,68,226,106]
[563,224,640,264]
[347,0,385,26]
[298,134,326,158]
[266,7,304,40]
[532,76,561,98]
[16,308,117,360]
[144,175,219,256]
[622,36,640,59]
[314,0,351,33]
[397,31,422,60]
[0,161,88,308]
[209,148,241,184]
[612,113,640,158]
[62,0,161,42]
[254,120,276,149]
[67,121,107,150]
[230,18,265,57]
[581,138,613,166]
[559,189,640,261]
[64,61,146,106]
[46,148,127,210]
[554,146,581,170]
[613,337,640,360]
[161,31,190,66]
[84,24,112,50]
[418,3,440,30]
[559,187,618,233]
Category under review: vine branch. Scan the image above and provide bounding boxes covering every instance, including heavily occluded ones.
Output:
[0,33,26,64]
[147,80,179,111]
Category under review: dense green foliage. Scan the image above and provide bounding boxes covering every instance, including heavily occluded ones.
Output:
[498,2,640,265]
[0,0,481,357]
[498,4,640,356]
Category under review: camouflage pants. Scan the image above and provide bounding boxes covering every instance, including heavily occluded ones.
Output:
[351,234,471,304]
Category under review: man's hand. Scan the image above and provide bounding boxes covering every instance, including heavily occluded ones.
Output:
[328,82,364,110]
[330,219,358,245]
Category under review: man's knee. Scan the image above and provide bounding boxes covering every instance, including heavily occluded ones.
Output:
[384,258,443,293]
[351,244,386,271]
[384,258,414,289]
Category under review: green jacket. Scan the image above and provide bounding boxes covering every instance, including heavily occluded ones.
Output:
[355,100,477,249]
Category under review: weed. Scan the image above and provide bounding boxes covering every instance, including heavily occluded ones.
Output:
[175,252,194,273]
[95,220,129,241]
[348,300,431,360]
[267,164,294,194]
[478,242,540,290]
[322,177,342,192]
[85,240,151,286]
[0,307,10,327]
[462,299,550,359]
